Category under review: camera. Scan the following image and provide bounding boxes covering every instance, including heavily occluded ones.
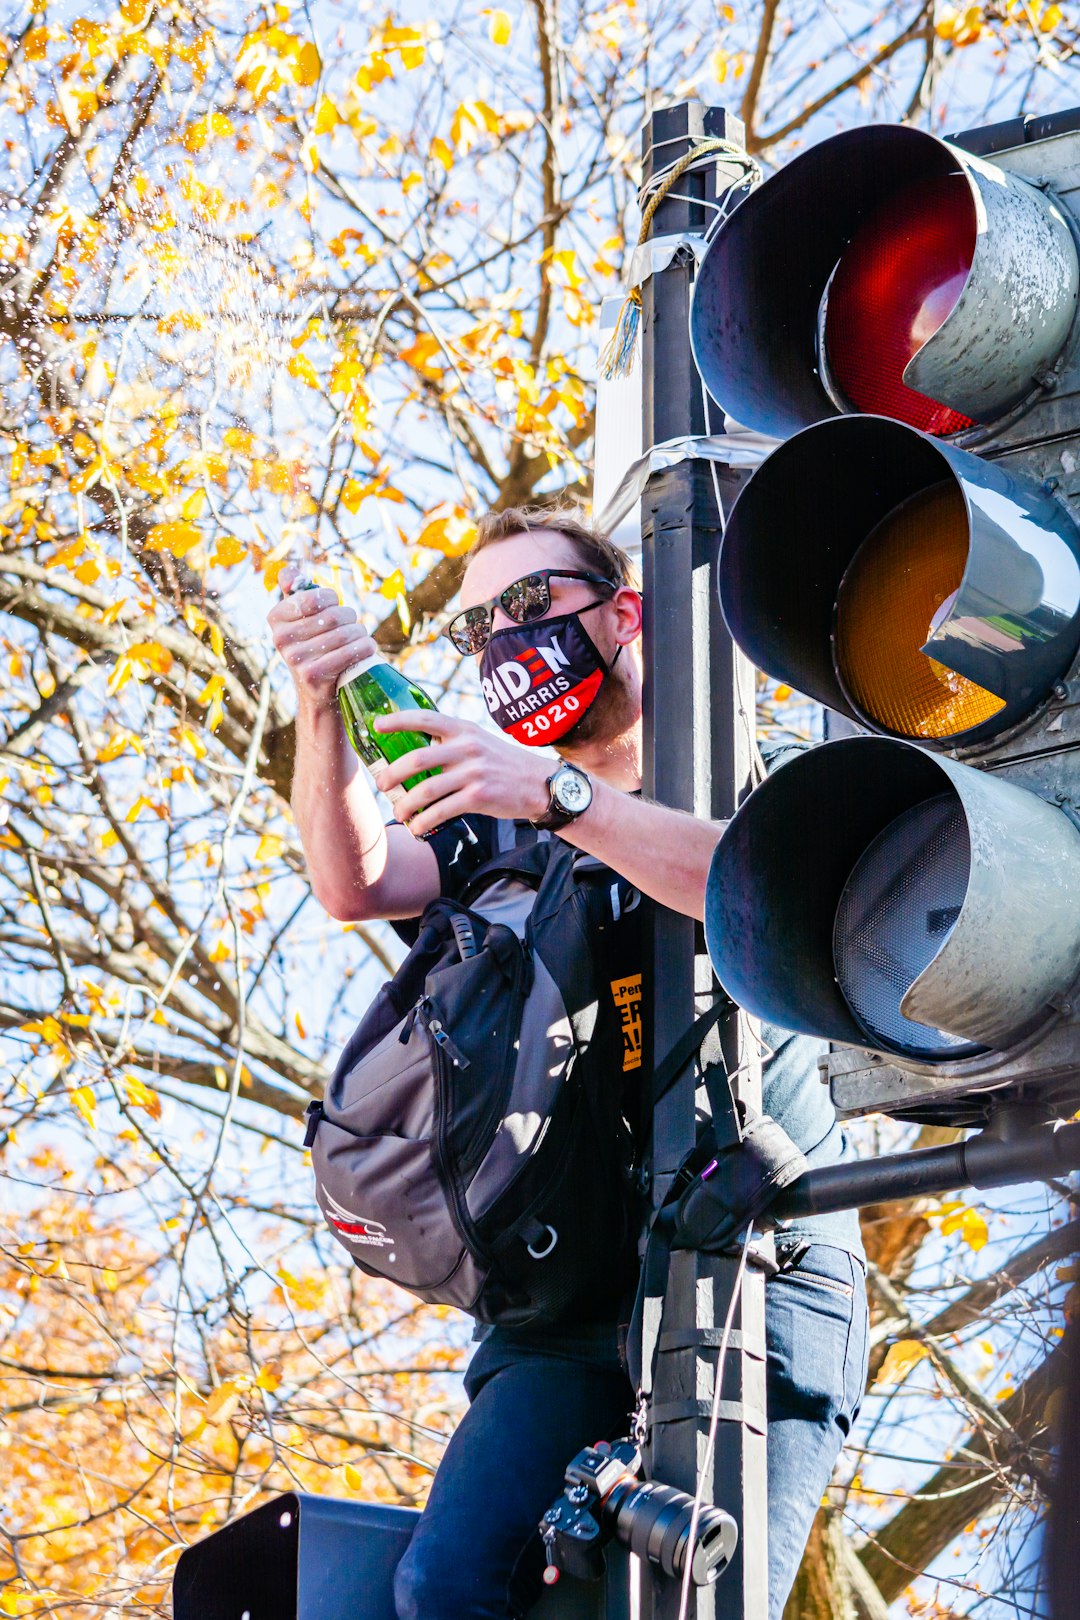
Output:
[538,1439,738,1588]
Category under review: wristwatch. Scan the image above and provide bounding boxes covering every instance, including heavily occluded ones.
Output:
[531,762,594,831]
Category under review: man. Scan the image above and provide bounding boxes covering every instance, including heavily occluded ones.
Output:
[269,507,868,1620]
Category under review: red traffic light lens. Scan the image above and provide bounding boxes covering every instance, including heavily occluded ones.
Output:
[823,175,977,436]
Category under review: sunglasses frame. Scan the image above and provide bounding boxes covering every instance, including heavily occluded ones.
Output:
[445,569,617,654]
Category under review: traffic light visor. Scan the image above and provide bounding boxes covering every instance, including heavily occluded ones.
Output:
[833,793,983,1060]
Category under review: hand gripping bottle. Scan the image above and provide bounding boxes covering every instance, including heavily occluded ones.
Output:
[335,650,441,810]
[284,568,441,811]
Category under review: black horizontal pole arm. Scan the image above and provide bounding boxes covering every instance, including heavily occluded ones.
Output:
[773,1120,1080,1220]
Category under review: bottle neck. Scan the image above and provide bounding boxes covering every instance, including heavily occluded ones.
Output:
[336,651,386,693]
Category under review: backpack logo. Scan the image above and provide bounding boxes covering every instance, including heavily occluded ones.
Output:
[322,1190,393,1247]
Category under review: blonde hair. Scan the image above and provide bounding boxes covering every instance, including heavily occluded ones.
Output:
[472,505,641,592]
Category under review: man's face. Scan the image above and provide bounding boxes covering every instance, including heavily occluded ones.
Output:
[459,530,640,749]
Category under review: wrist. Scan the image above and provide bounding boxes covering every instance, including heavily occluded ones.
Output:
[528,760,554,821]
[297,687,342,727]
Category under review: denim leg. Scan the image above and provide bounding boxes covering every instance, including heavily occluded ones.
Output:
[394,1332,633,1620]
[765,1245,869,1620]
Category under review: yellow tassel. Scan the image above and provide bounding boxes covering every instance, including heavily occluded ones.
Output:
[599,287,643,381]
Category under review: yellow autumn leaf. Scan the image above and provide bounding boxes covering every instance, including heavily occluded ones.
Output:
[223,426,254,454]
[340,477,365,514]
[295,1010,307,1039]
[212,534,247,568]
[487,8,512,45]
[124,1074,162,1120]
[202,1380,243,1425]
[265,556,290,591]
[431,136,454,172]
[294,38,322,85]
[128,641,173,675]
[256,1360,283,1392]
[343,1462,365,1491]
[416,506,477,558]
[1042,2,1063,28]
[399,332,443,378]
[380,569,407,600]
[940,1204,989,1250]
[181,488,207,521]
[313,95,341,134]
[71,1086,97,1128]
[287,353,320,389]
[255,832,286,862]
[874,1339,928,1388]
[146,520,201,558]
[97,729,144,763]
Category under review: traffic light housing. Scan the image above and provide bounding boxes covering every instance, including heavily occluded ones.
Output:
[689,123,1079,441]
[695,114,1080,1124]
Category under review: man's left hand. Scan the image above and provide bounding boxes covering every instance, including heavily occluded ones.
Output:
[372,712,554,837]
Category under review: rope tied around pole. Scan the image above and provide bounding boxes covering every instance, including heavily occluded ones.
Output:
[599,136,761,381]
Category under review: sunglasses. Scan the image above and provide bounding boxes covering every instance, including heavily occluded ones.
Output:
[446,569,617,655]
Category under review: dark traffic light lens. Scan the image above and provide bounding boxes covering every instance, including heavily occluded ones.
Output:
[834,481,1005,740]
[833,793,985,1061]
[823,175,976,436]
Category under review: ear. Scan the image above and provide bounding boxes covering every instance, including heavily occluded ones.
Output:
[611,586,643,645]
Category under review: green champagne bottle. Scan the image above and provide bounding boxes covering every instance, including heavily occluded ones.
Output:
[336,651,441,809]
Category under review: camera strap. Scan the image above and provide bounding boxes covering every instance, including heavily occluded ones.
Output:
[627,1013,808,1426]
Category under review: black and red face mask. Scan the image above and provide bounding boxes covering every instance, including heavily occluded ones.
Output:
[479,608,619,746]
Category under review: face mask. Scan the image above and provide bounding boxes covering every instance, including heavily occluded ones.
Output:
[479,608,620,746]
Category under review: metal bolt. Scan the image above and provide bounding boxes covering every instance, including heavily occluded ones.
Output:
[1054,682,1070,701]
[1035,366,1060,391]
[1044,476,1061,493]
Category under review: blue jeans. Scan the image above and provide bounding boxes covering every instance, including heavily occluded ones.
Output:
[394,1245,868,1620]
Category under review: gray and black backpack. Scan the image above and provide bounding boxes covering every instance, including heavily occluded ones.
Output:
[303,838,643,1328]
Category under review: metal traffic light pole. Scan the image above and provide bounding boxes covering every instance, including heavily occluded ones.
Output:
[638,101,767,1620]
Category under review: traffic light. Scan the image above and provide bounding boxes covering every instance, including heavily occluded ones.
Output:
[693,115,1080,1124]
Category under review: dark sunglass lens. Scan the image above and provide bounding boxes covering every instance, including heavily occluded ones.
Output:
[503,574,550,623]
[450,605,492,652]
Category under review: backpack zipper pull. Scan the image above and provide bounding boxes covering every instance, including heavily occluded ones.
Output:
[423,1008,470,1069]
[303,1100,324,1147]
[399,997,424,1044]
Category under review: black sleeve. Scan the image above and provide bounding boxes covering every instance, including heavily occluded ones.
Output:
[388,814,498,947]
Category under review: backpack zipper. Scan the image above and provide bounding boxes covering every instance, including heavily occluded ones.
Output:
[429,936,533,1261]
[398,995,470,1068]
[430,1036,492,1266]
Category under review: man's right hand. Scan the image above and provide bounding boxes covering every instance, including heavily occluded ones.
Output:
[268,565,376,708]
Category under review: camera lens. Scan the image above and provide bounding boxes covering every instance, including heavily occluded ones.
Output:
[606,1479,737,1585]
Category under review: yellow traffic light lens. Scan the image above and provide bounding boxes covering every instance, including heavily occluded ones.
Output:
[835,482,1005,739]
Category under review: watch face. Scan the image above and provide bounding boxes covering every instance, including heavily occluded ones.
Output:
[554,768,591,814]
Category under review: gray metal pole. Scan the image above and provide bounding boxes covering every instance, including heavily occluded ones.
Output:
[638,102,769,1620]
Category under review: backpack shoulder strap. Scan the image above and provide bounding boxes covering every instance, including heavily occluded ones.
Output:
[652,997,734,1108]
[457,833,557,905]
